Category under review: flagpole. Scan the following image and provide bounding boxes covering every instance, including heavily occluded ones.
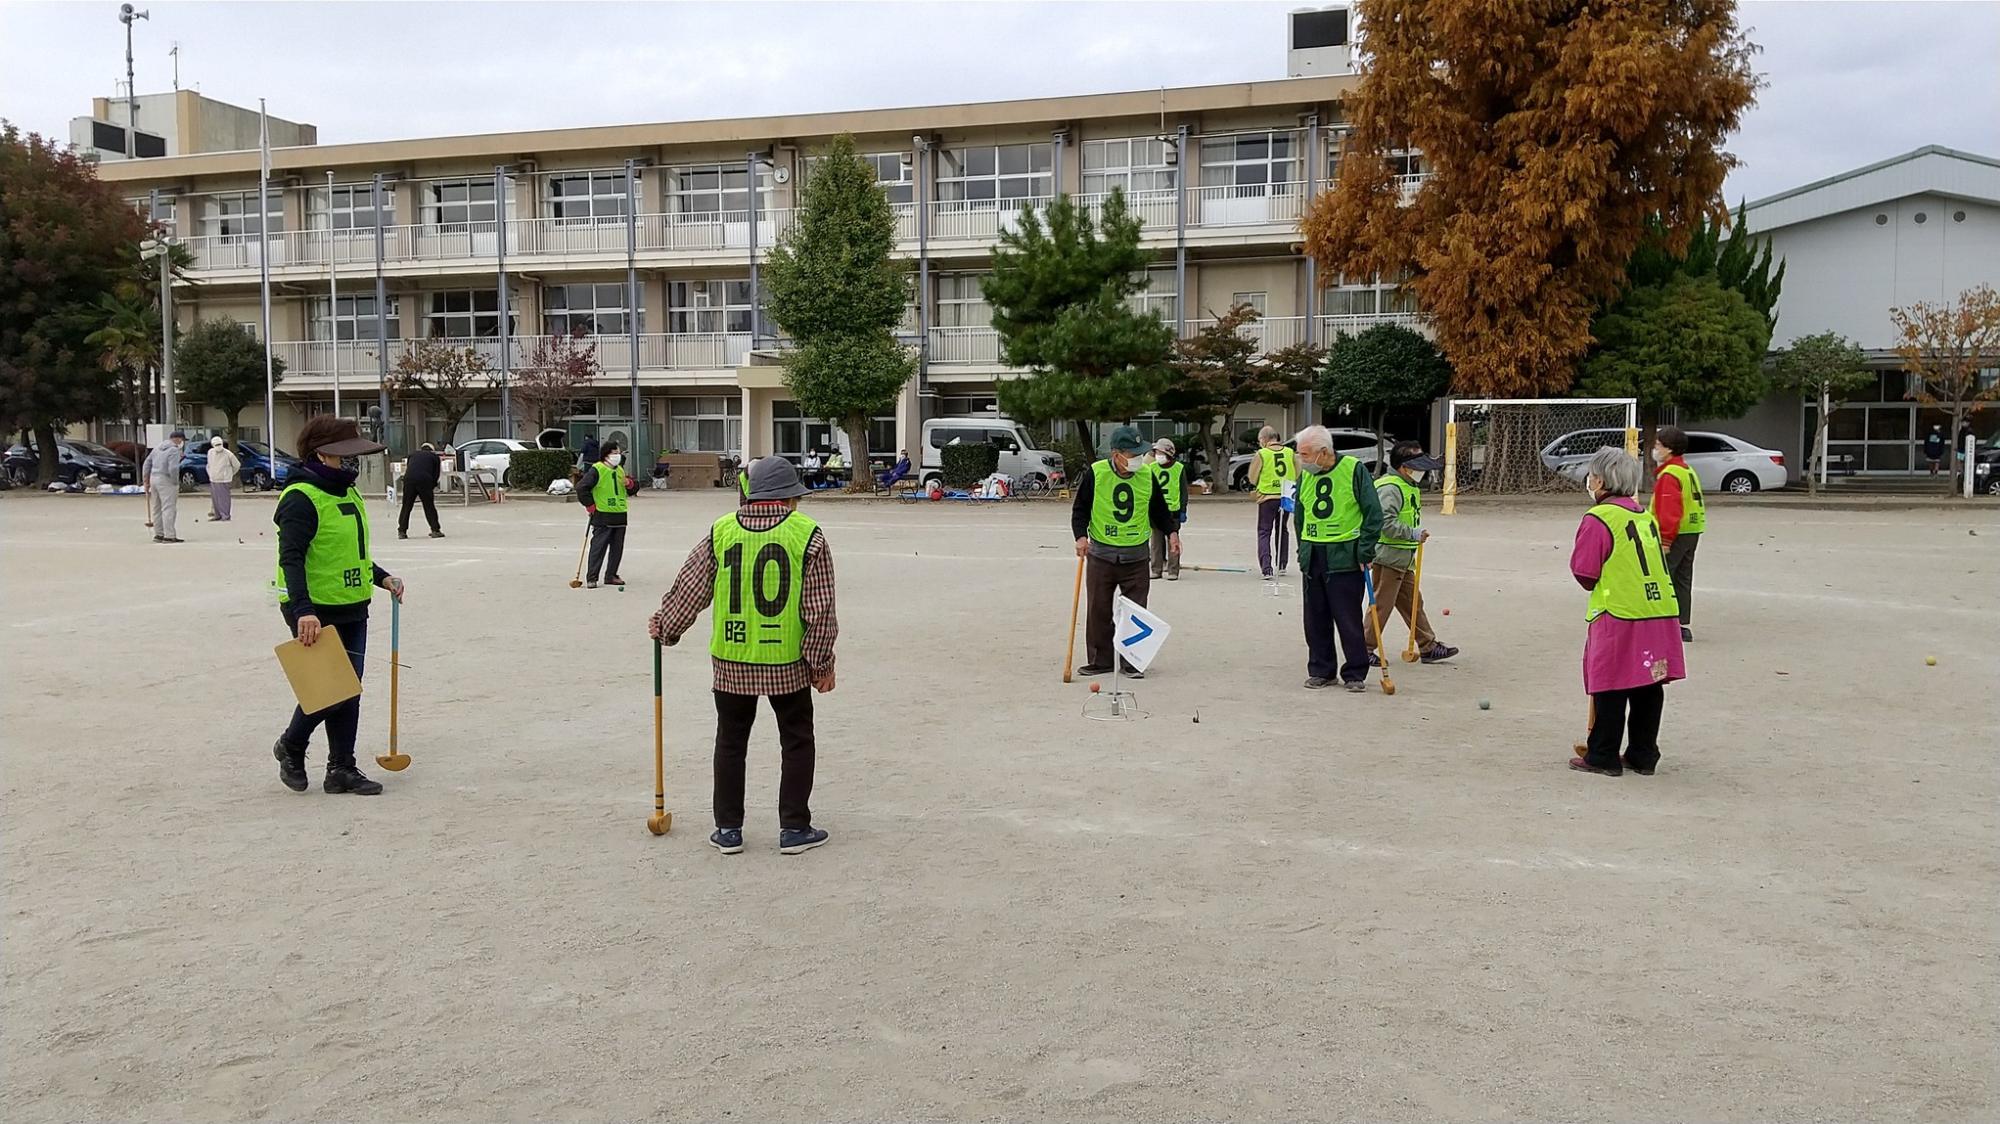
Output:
[328,170,340,418]
[258,99,276,448]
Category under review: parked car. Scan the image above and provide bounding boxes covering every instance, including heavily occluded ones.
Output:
[1226,429,1385,491]
[918,416,1065,489]
[1974,445,2000,495]
[175,440,297,489]
[1541,428,1787,493]
[3,439,137,487]
[451,438,536,485]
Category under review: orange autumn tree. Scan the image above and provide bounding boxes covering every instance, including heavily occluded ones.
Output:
[1301,0,1760,396]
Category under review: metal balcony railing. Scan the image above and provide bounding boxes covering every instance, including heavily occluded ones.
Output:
[926,326,1003,365]
[269,333,755,378]
[1187,182,1307,228]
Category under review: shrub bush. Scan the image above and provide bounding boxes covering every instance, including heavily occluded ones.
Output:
[1052,436,1095,486]
[939,442,1001,488]
[508,449,576,491]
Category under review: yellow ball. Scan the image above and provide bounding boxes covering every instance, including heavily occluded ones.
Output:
[1925,656,1937,666]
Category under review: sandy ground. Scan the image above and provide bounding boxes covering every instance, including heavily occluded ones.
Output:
[3,486,1996,1123]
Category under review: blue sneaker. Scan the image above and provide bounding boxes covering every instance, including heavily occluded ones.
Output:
[778,827,829,855]
[709,828,744,855]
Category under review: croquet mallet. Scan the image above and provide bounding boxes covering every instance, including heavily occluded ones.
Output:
[1574,698,1594,756]
[1401,542,1426,663]
[1061,554,1085,683]
[568,526,590,588]
[375,594,412,771]
[1363,567,1397,695]
[646,639,672,835]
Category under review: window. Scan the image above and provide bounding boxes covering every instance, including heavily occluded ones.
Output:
[935,274,990,328]
[1386,149,1426,179]
[1199,131,1300,190]
[545,170,629,224]
[668,280,754,334]
[311,294,401,341]
[425,289,514,338]
[544,283,637,336]
[773,400,838,459]
[1322,274,1415,318]
[1082,137,1177,195]
[1684,435,1733,455]
[451,398,509,444]
[129,196,178,230]
[667,395,741,454]
[1231,291,1268,316]
[666,164,771,216]
[864,153,915,205]
[936,395,997,416]
[309,184,394,231]
[423,178,499,228]
[937,143,1053,204]
[202,192,284,239]
[1130,268,1177,322]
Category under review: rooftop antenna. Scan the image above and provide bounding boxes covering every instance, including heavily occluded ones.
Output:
[118,4,149,160]
[170,41,180,91]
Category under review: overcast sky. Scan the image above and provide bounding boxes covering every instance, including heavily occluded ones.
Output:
[2,1,1995,203]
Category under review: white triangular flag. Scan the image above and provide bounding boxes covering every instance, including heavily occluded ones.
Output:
[1113,595,1172,672]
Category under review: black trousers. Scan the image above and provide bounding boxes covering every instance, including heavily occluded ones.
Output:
[1302,558,1368,683]
[279,606,367,768]
[398,484,440,534]
[713,688,816,831]
[1084,554,1150,671]
[1665,532,1698,626]
[587,522,626,581]
[1585,684,1666,771]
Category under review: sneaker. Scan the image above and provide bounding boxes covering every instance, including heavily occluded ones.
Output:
[1368,651,1383,668]
[1149,571,1163,580]
[587,581,599,589]
[398,530,408,539]
[1076,663,1113,676]
[1262,570,1275,581]
[273,738,307,793]
[429,530,445,538]
[1166,572,1180,581]
[709,828,744,855]
[1620,756,1657,776]
[154,536,167,543]
[1343,680,1368,693]
[1568,756,1623,777]
[323,764,383,795]
[1119,664,1145,681]
[1304,676,1335,689]
[779,827,829,855]
[604,576,625,587]
[1681,626,1694,643]
[1419,643,1460,664]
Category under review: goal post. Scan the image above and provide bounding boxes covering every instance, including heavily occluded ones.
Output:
[1440,398,1638,513]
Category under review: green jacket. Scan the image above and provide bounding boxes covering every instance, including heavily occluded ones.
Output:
[1293,457,1384,572]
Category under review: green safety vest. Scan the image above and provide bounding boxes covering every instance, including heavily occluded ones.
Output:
[1381,474,1423,548]
[591,462,628,513]
[1089,460,1156,547]
[1154,459,1186,513]
[709,510,818,664]
[1651,463,1706,535]
[1584,503,1681,622]
[1299,456,1365,543]
[1255,446,1297,496]
[273,482,373,607]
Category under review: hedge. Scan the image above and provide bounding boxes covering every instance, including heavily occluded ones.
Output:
[1052,437,1095,486]
[508,449,576,491]
[939,442,1001,488]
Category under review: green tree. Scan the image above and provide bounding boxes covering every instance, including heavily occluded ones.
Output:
[984,191,1173,444]
[1319,323,1454,466]
[391,337,493,448]
[763,134,913,488]
[1621,204,1784,327]
[1158,303,1323,485]
[1891,283,2000,489]
[1768,331,1871,494]
[175,319,285,442]
[1579,273,1771,420]
[0,124,149,480]
[84,289,160,437]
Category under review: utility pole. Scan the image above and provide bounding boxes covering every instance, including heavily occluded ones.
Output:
[118,5,149,160]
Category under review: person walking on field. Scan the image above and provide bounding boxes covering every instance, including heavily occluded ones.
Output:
[270,416,406,796]
[1570,447,1685,776]
[1293,425,1383,692]
[650,457,836,856]
[1072,426,1180,679]
[204,436,239,522]
[1251,425,1297,579]
[1364,442,1458,665]
[1649,426,1705,643]
[141,430,187,543]
[576,440,633,589]
[1149,438,1188,581]
[398,442,445,540]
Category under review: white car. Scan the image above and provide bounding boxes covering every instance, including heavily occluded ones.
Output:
[1541,428,1788,493]
[451,438,536,486]
[1228,428,1385,490]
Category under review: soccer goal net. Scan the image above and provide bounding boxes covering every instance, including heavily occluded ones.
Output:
[1441,398,1638,512]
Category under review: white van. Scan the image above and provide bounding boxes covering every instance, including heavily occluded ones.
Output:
[919,416,1065,489]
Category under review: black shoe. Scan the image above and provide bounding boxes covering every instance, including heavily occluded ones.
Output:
[1343,680,1368,693]
[604,576,625,587]
[710,828,744,854]
[1304,676,1335,690]
[1681,626,1694,643]
[1620,755,1657,776]
[323,764,384,796]
[1119,664,1144,680]
[1368,651,1383,668]
[428,530,445,538]
[273,738,308,792]
[1076,663,1113,676]
[1419,643,1460,664]
[398,530,408,539]
[779,827,829,855]
[587,580,599,589]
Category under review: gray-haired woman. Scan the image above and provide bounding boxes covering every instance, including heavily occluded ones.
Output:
[1568,447,1686,777]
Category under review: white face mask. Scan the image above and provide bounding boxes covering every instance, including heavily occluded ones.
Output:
[605,453,623,467]
[1651,447,1668,465]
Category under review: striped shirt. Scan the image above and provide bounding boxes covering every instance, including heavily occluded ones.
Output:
[649,501,838,696]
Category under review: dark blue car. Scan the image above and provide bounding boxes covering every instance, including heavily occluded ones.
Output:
[178,441,302,490]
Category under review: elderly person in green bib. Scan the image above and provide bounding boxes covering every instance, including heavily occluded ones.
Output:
[575,440,633,589]
[1251,425,1298,579]
[1363,441,1458,665]
[1570,447,1686,776]
[650,457,837,856]
[1648,425,1705,643]
[1071,426,1180,679]
[1149,437,1189,580]
[270,416,405,797]
[1292,425,1383,691]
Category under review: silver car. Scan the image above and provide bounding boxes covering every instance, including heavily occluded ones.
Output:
[1542,428,1788,493]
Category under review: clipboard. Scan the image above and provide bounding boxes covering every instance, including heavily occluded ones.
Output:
[275,626,364,713]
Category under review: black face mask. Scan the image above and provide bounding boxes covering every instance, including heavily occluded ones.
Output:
[340,456,361,473]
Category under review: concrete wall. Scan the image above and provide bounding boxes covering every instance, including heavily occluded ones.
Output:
[1766,197,2000,350]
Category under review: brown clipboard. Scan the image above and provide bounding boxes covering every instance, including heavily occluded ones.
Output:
[274,626,363,713]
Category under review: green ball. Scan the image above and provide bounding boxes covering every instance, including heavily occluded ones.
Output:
[1477,698,1491,710]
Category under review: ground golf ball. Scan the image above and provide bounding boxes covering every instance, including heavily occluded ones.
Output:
[1090,683,1101,693]
[1478,698,1491,710]
[1925,656,1937,666]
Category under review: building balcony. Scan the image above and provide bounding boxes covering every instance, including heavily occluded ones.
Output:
[268,332,756,384]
